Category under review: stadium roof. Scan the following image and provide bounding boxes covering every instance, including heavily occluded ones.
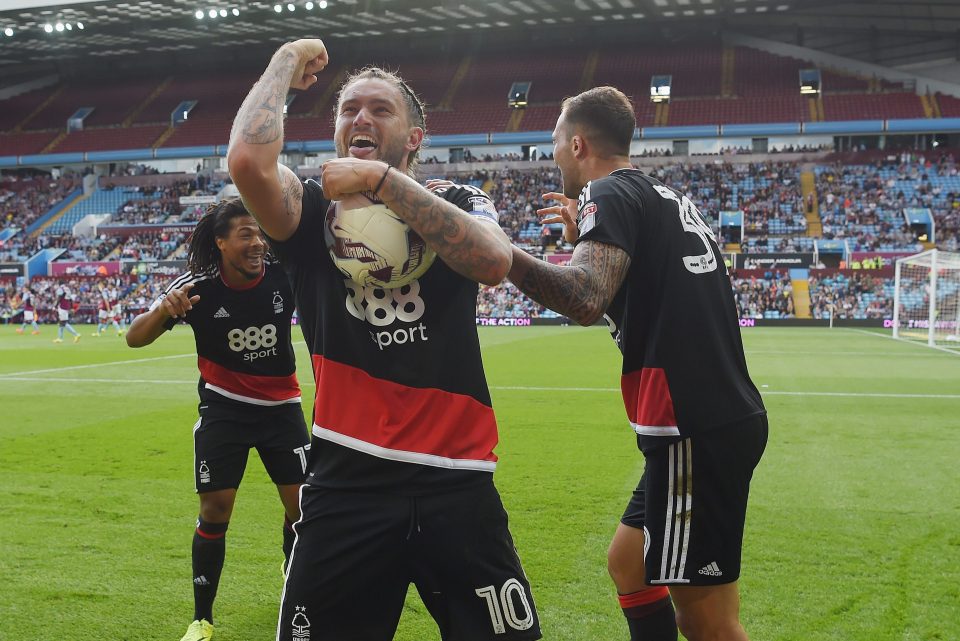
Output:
[0,0,958,73]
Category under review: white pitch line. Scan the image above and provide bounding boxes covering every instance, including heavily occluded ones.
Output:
[2,377,196,384]
[489,386,960,399]
[0,341,309,378]
[844,328,960,357]
[3,377,958,400]
[744,349,944,357]
[0,352,195,377]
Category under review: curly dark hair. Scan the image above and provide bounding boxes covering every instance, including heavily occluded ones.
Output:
[187,197,257,274]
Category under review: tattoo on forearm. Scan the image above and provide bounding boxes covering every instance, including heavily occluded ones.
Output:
[379,175,503,281]
[233,49,296,145]
[279,171,303,218]
[513,242,631,323]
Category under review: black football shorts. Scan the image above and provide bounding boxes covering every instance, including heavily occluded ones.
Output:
[277,479,541,641]
[192,400,309,492]
[621,413,768,586]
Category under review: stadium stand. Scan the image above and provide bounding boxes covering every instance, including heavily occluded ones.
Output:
[730,269,795,319]
[808,269,894,320]
[0,43,942,149]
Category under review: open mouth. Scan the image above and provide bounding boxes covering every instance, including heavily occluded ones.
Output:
[349,133,379,158]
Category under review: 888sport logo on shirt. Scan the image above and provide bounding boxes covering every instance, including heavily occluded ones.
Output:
[227,324,279,361]
[343,279,429,351]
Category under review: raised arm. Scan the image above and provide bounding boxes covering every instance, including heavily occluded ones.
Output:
[321,159,512,286]
[508,240,631,326]
[227,39,328,241]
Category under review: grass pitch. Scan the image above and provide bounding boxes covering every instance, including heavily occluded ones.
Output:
[1,324,958,641]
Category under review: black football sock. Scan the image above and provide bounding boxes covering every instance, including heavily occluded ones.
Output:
[192,517,229,624]
[282,515,296,571]
[618,587,678,641]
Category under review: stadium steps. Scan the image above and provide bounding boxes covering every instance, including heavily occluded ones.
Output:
[152,125,175,149]
[720,47,735,97]
[41,130,69,154]
[790,272,812,319]
[310,65,346,116]
[438,56,471,110]
[807,97,824,122]
[506,109,524,132]
[123,76,173,127]
[654,101,669,126]
[44,188,147,236]
[799,171,822,237]
[930,93,942,117]
[14,85,64,132]
[579,51,599,92]
[31,191,91,237]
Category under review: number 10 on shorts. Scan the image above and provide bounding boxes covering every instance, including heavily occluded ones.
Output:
[475,579,534,634]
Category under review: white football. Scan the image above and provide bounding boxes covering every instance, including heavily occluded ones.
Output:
[324,192,437,289]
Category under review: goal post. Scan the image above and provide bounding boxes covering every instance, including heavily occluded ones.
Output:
[893,249,960,346]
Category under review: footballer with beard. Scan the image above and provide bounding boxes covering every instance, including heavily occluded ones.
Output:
[126,198,309,641]
[228,40,540,641]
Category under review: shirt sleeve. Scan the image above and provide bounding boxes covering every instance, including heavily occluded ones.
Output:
[433,184,500,224]
[575,177,640,258]
[266,178,331,267]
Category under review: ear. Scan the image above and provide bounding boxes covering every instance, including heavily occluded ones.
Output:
[405,126,425,153]
[215,236,226,252]
[572,134,588,159]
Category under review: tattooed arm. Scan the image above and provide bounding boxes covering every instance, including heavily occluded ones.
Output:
[321,159,512,285]
[227,39,328,241]
[508,241,631,326]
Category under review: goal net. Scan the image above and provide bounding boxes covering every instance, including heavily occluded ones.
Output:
[892,249,960,347]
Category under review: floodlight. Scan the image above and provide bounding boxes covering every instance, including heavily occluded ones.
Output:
[319,0,328,8]
[219,8,227,17]
[44,23,53,32]
[288,3,295,11]
[208,9,217,18]
[305,1,314,8]
[274,4,282,12]
[3,27,13,37]
[77,22,84,29]
[195,9,204,18]
[55,22,64,32]
[232,8,239,15]
[65,22,72,30]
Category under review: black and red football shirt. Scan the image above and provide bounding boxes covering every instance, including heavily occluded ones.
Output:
[152,260,301,407]
[576,168,765,450]
[269,178,502,494]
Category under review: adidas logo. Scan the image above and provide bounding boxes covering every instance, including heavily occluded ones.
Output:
[213,307,230,318]
[698,562,722,577]
[193,575,210,586]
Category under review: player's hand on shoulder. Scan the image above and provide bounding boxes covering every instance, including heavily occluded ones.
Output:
[161,282,200,319]
[284,39,329,91]
[538,192,579,243]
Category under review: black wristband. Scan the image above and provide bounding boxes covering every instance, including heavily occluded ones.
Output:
[373,164,392,197]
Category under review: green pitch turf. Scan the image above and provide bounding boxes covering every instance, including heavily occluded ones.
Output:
[1,324,958,641]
